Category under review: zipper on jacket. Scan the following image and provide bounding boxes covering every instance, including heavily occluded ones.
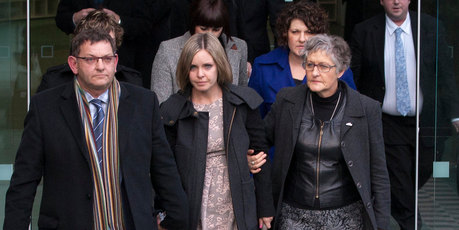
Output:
[316,121,324,199]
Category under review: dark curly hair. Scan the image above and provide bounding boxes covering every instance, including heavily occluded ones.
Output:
[276,0,329,47]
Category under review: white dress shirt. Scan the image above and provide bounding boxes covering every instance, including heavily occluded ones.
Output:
[84,89,109,119]
[382,12,422,116]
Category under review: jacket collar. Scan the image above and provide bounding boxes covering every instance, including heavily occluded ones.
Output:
[161,84,262,123]
[340,83,365,138]
[59,81,132,164]
[256,47,290,69]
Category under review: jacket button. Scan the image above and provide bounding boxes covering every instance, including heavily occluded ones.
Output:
[341,141,345,147]
[169,120,175,125]
[366,202,372,208]
[86,194,92,200]
[348,160,353,167]
[382,86,385,91]
[356,182,362,188]
[193,111,198,117]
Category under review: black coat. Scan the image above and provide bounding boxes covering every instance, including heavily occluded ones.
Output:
[237,0,285,63]
[160,85,275,230]
[4,82,188,230]
[265,83,390,230]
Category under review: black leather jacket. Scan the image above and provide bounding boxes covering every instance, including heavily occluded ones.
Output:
[283,91,360,209]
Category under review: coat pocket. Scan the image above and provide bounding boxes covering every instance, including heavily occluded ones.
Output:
[38,214,58,229]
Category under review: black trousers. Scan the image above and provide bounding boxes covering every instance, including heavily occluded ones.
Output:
[382,114,434,230]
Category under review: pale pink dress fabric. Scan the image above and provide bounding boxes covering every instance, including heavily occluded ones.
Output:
[194,98,237,230]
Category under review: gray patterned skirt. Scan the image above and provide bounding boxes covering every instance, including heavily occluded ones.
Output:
[278,200,365,230]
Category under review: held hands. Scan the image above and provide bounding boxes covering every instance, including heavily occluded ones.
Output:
[259,217,273,229]
[72,8,96,25]
[247,149,267,174]
[156,213,167,230]
[72,8,120,25]
[452,120,459,133]
[102,8,120,23]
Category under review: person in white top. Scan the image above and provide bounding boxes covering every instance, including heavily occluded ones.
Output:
[350,0,459,229]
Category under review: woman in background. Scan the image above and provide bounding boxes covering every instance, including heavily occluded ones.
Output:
[248,0,356,118]
[151,0,248,104]
[246,0,357,171]
[159,33,274,230]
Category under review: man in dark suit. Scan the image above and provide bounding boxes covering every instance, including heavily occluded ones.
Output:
[4,29,188,229]
[350,0,459,229]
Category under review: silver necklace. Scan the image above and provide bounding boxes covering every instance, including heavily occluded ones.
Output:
[310,91,342,121]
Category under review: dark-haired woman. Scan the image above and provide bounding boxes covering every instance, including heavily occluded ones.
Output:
[248,0,356,118]
[151,0,248,104]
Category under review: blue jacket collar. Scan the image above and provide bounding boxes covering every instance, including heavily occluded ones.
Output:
[256,47,290,69]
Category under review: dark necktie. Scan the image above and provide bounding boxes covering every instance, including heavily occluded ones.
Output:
[90,99,104,167]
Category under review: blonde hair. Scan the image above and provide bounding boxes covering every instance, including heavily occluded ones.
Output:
[176,33,232,91]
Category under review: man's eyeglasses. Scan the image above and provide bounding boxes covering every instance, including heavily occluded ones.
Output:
[75,55,117,65]
[303,62,336,73]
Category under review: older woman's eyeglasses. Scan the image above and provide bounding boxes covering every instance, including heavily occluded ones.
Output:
[75,55,117,65]
[303,62,336,73]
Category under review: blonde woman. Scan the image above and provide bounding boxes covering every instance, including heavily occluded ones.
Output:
[158,33,274,230]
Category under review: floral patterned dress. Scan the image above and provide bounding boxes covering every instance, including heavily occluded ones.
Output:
[194,98,237,230]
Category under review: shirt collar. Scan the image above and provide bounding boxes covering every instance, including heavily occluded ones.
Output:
[385,12,412,36]
[84,89,110,104]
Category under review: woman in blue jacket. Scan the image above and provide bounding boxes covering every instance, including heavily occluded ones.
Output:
[248,0,356,118]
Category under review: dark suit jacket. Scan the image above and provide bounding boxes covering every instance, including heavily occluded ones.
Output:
[265,83,390,230]
[350,12,459,134]
[237,0,285,63]
[4,82,188,230]
[36,63,143,93]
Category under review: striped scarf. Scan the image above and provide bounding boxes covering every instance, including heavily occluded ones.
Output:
[74,78,125,230]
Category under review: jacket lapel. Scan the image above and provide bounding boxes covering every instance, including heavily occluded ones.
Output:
[59,83,90,163]
[117,83,133,157]
[341,86,365,139]
[410,11,418,58]
[373,15,386,84]
[286,86,307,148]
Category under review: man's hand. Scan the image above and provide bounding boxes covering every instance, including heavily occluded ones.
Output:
[247,149,267,174]
[103,8,120,23]
[247,62,252,78]
[452,120,459,133]
[259,216,273,229]
[72,8,95,25]
[157,214,167,230]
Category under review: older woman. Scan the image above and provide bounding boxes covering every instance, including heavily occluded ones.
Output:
[265,34,390,229]
[159,33,274,230]
[151,0,248,104]
[248,0,356,118]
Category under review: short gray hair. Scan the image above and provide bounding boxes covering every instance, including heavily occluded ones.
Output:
[302,34,351,74]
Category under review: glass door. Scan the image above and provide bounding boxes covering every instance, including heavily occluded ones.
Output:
[0,0,69,227]
[417,0,459,229]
